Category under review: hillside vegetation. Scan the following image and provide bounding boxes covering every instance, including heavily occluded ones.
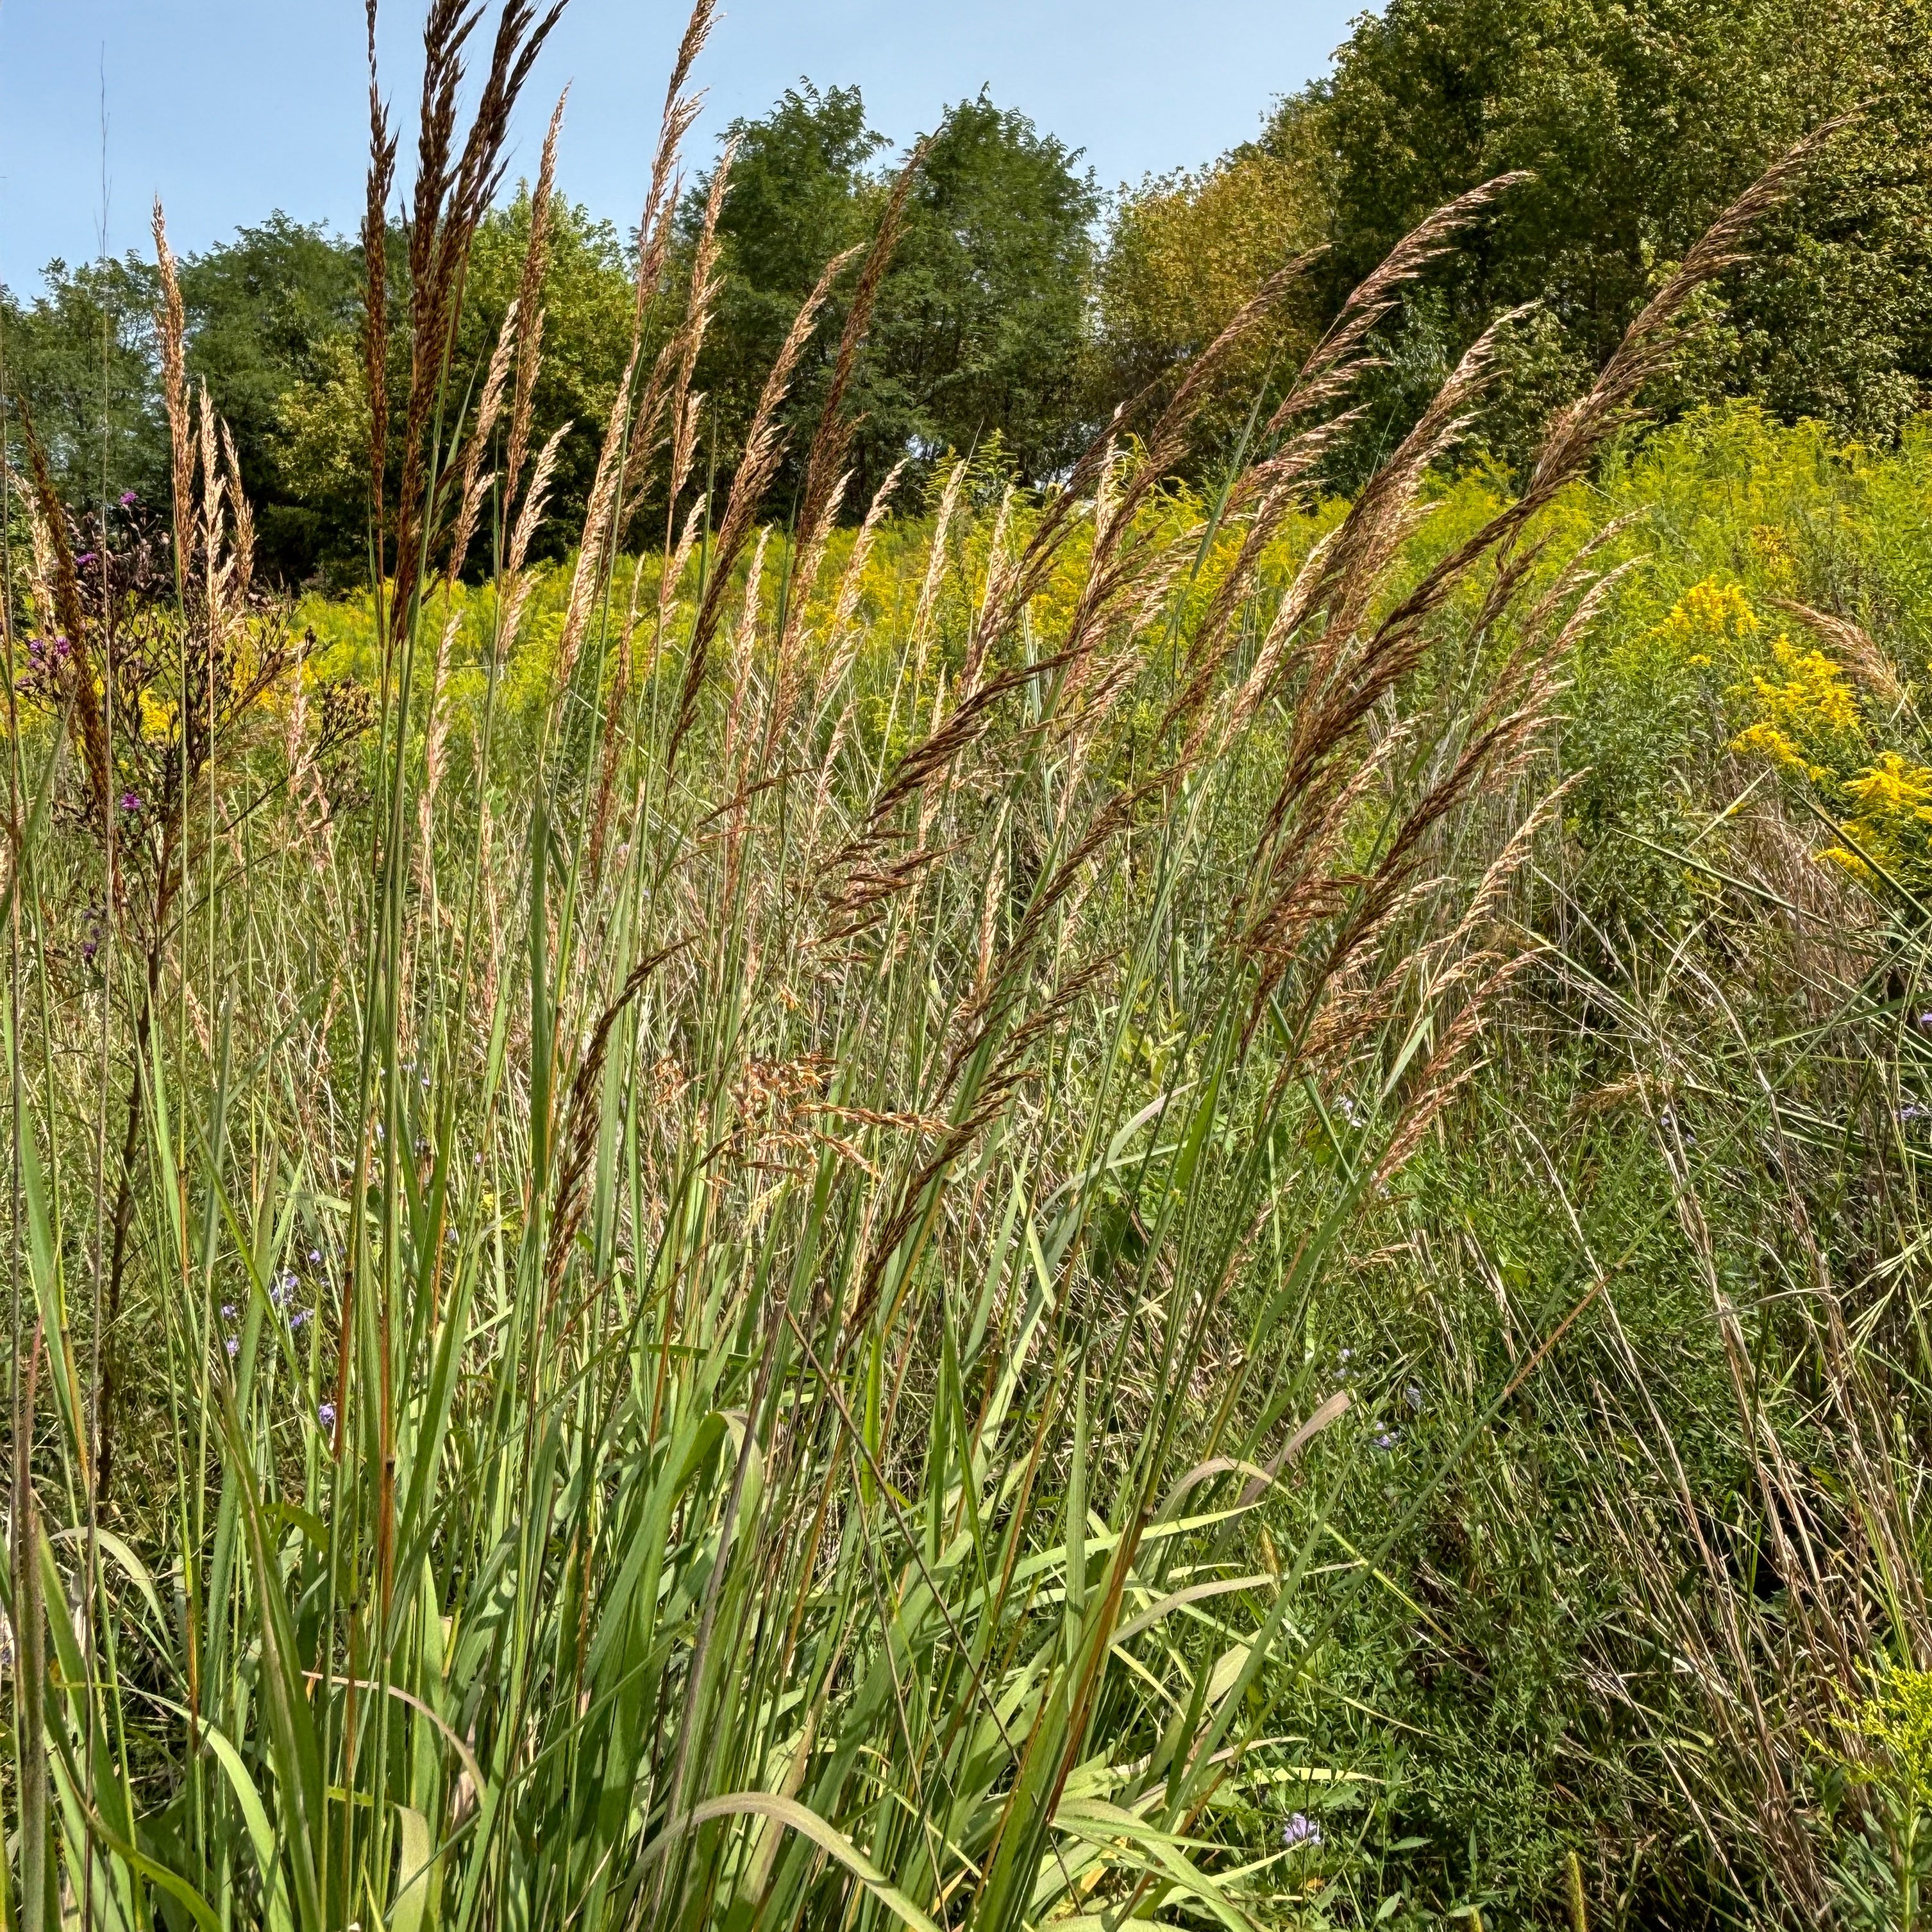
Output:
[6,2,1932,1929]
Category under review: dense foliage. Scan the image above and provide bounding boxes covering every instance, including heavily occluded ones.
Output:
[1279,0,1932,470]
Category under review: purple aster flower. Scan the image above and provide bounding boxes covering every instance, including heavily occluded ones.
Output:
[1282,1813,1322,1849]
[318,1401,337,1431]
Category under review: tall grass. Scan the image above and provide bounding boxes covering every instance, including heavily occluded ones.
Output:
[0,5,1855,1929]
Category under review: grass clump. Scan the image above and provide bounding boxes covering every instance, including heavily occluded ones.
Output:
[3,6,1929,1931]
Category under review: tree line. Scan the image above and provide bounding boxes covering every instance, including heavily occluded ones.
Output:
[6,0,1928,585]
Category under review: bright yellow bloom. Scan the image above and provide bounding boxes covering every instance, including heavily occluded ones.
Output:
[1844,750,1932,824]
[1730,720,1829,784]
[1659,578,1760,660]
[1746,634,1861,739]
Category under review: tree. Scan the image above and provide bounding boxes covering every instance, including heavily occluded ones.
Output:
[0,253,166,510]
[687,82,1100,507]
[453,191,654,559]
[1292,0,1932,471]
[180,216,365,579]
[1095,140,1328,460]
[876,92,1100,482]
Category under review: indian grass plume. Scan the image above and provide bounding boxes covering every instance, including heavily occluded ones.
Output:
[503,90,566,516]
[4,457,58,634]
[552,336,641,693]
[17,408,111,837]
[151,203,195,579]
[766,144,927,748]
[362,0,399,580]
[388,0,569,652]
[659,139,734,523]
[802,460,909,846]
[219,421,254,600]
[195,382,232,659]
[668,242,859,766]
[1265,173,1531,442]
[419,298,518,872]
[553,17,717,704]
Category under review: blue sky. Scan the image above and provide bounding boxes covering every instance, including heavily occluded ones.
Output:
[0,0,1363,290]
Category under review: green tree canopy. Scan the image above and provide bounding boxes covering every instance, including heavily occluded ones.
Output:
[1,253,165,510]
[687,81,1100,506]
[180,215,365,578]
[1288,0,1932,470]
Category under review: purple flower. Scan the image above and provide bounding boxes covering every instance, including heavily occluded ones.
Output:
[76,551,97,568]
[308,1248,322,1265]
[289,1308,311,1331]
[81,939,99,962]
[27,637,43,657]
[318,1401,337,1431]
[119,491,137,508]
[119,791,142,813]
[1373,1429,1398,1451]
[221,1303,235,1320]
[224,1335,239,1358]
[1282,1813,1322,1849]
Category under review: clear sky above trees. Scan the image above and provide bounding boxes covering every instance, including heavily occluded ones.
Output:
[0,0,1360,289]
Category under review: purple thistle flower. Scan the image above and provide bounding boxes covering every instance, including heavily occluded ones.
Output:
[318,1401,337,1432]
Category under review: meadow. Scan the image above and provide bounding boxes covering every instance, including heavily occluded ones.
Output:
[7,4,1932,1929]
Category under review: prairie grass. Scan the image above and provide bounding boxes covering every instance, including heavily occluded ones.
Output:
[1,6,1922,1931]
